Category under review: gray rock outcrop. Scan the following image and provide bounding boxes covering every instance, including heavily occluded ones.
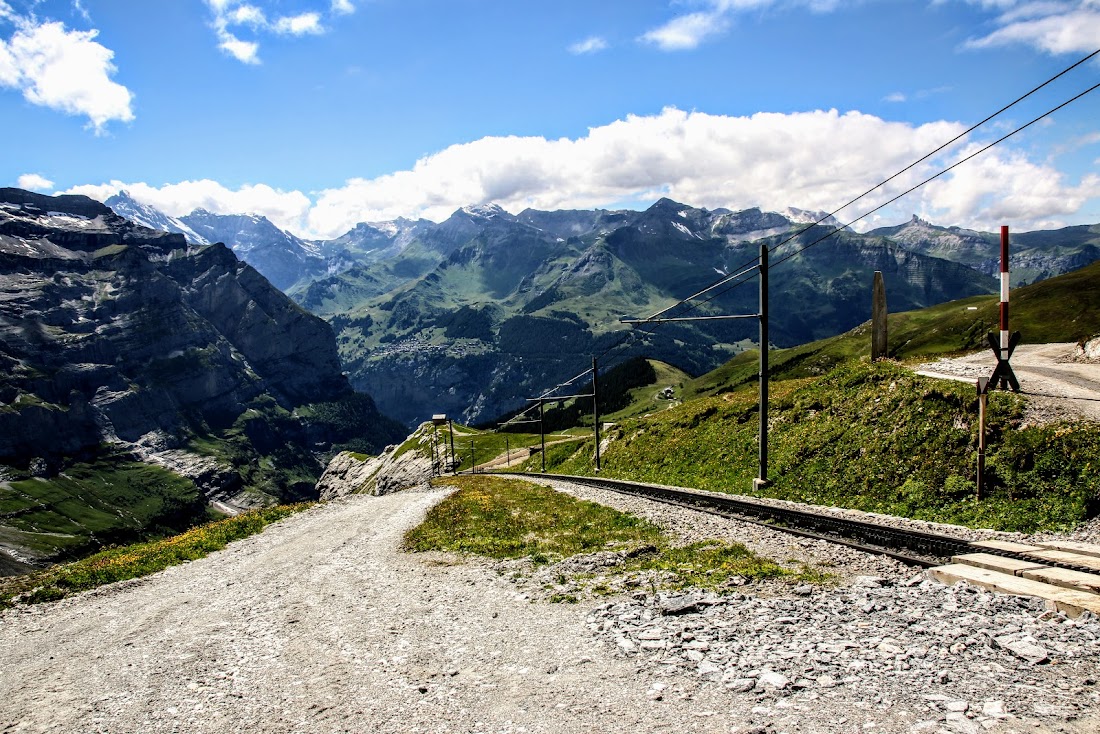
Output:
[0,187,403,487]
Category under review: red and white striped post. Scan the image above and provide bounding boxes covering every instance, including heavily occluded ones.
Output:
[985,225,1020,392]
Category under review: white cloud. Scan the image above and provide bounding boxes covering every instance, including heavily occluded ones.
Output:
[964,1,1100,54]
[918,144,1100,229]
[569,36,609,55]
[205,2,345,62]
[640,11,730,50]
[16,173,54,191]
[66,179,313,233]
[640,0,836,51]
[0,18,134,132]
[274,12,323,36]
[218,32,260,63]
[229,4,267,27]
[66,108,1098,239]
[884,92,907,102]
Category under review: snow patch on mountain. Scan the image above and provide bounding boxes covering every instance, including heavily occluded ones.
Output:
[105,192,210,246]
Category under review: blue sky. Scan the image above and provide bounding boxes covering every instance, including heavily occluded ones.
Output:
[1,0,1098,238]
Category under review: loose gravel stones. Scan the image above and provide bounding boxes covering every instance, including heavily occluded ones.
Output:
[500,477,1100,732]
[2,480,1099,733]
[585,579,1100,731]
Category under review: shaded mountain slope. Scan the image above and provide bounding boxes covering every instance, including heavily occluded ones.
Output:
[319,199,995,427]
[0,188,404,569]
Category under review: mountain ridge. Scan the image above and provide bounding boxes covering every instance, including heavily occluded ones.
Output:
[0,188,405,569]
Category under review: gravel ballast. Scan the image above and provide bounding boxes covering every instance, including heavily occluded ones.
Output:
[1,482,1098,733]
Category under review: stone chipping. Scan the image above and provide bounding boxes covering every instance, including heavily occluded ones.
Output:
[1,479,1098,733]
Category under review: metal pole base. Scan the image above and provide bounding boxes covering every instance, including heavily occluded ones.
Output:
[986,332,1021,392]
[753,478,770,491]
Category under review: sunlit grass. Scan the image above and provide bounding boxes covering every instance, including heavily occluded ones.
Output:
[403,475,819,593]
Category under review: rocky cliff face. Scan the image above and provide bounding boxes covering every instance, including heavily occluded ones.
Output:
[869,217,1100,286]
[316,422,447,500]
[179,209,327,291]
[0,188,405,566]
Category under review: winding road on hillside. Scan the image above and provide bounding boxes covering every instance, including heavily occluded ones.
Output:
[916,343,1100,423]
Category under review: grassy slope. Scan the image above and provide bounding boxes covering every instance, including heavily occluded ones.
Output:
[602,360,693,423]
[0,503,310,608]
[387,421,549,473]
[528,361,1100,532]
[512,264,1100,532]
[0,455,213,564]
[405,475,819,598]
[687,259,1100,398]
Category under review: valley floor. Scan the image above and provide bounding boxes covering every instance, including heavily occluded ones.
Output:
[0,484,1097,733]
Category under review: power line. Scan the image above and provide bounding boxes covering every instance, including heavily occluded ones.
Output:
[608,46,1100,331]
[693,77,1100,308]
[484,49,1100,434]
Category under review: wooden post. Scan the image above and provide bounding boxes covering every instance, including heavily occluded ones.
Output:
[976,377,989,500]
[871,271,887,361]
[430,427,438,477]
[448,420,456,468]
[505,434,510,467]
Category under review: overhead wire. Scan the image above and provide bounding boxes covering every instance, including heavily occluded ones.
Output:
[686,77,1100,310]
[611,47,1100,337]
[488,48,1100,431]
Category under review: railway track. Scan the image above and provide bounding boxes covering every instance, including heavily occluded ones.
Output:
[499,471,1100,575]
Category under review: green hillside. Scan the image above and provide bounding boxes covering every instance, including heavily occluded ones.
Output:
[687,258,1100,398]
[0,453,216,571]
[507,262,1100,533]
[521,361,1099,532]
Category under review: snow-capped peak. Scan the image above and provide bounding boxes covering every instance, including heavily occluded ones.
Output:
[461,203,508,219]
[105,192,210,246]
[782,207,843,228]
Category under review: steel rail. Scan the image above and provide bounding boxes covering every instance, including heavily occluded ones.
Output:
[500,472,1100,575]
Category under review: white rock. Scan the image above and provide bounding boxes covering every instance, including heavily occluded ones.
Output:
[757,670,790,690]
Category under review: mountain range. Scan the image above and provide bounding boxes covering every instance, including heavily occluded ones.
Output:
[294,199,997,427]
[101,194,1100,429]
[0,188,404,571]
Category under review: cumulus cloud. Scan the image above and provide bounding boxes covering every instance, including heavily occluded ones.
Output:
[640,0,836,50]
[274,13,323,35]
[568,36,609,55]
[65,179,313,233]
[918,144,1100,229]
[964,0,1100,55]
[205,2,343,62]
[67,108,1098,238]
[0,15,134,132]
[640,11,730,50]
[16,173,53,191]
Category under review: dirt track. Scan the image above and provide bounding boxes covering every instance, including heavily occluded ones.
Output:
[2,484,1097,733]
[0,488,755,733]
[916,342,1100,423]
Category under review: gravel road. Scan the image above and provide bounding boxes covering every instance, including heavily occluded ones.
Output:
[917,343,1100,424]
[2,484,1098,734]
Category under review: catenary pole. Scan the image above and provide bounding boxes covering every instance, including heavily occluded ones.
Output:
[593,356,601,472]
[539,399,546,472]
[756,243,769,489]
